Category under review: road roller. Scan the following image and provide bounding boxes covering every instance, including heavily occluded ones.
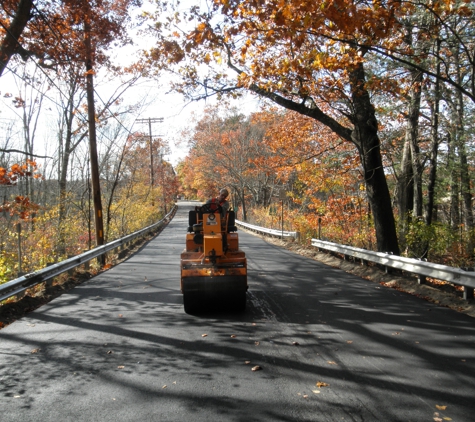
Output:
[180,203,247,313]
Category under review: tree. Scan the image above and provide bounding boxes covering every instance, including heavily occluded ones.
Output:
[0,0,34,77]
[147,0,404,253]
[0,160,41,219]
[181,106,277,220]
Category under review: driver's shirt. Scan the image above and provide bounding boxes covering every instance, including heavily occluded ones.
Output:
[206,197,230,217]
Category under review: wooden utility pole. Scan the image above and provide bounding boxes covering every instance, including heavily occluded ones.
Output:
[137,117,164,209]
[84,8,104,256]
[136,117,164,188]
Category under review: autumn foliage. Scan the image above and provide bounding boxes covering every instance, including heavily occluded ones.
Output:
[0,161,41,219]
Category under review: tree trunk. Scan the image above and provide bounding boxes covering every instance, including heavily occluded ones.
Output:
[454,49,475,257]
[424,41,441,227]
[398,140,413,235]
[349,63,400,254]
[457,119,474,257]
[84,11,104,252]
[0,0,33,77]
[240,187,247,221]
[447,133,460,229]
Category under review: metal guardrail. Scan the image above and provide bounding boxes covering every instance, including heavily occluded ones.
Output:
[236,220,474,300]
[310,239,475,300]
[0,206,177,303]
[235,220,299,240]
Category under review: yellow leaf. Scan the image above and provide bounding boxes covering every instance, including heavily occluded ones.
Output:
[316,381,329,387]
[436,405,447,410]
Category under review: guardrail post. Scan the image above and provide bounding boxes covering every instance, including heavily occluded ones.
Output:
[417,275,426,285]
[16,223,23,277]
[463,287,474,300]
[67,256,74,275]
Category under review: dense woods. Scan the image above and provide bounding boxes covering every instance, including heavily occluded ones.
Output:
[1,0,475,282]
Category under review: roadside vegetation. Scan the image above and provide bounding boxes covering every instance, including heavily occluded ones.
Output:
[1,0,475,283]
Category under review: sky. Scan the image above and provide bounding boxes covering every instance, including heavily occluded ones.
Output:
[0,0,262,168]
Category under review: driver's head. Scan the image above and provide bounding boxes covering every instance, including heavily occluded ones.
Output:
[218,188,229,200]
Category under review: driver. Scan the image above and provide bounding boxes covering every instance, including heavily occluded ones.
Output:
[206,188,230,217]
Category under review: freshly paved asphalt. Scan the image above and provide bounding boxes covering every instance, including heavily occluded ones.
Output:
[1,202,475,421]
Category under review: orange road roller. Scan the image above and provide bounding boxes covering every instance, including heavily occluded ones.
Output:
[180,203,247,313]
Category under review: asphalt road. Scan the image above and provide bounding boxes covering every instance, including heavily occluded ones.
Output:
[1,202,475,422]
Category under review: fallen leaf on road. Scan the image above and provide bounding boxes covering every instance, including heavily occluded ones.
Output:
[117,365,124,369]
[254,341,260,346]
[312,390,321,394]
[162,385,167,389]
[107,350,113,354]
[31,348,40,354]
[244,361,251,364]
[303,395,308,398]
[202,334,207,337]
[292,342,300,346]
[230,335,236,338]
[436,405,447,410]
[346,340,353,344]
[118,314,123,318]
[316,382,329,388]
[327,361,337,365]
[251,366,262,371]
